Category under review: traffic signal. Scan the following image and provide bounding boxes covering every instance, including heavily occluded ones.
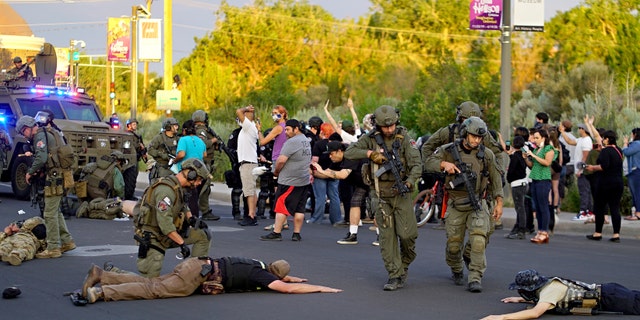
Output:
[109,82,115,99]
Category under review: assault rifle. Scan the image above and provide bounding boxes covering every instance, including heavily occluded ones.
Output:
[130,131,147,163]
[448,141,482,213]
[373,133,410,196]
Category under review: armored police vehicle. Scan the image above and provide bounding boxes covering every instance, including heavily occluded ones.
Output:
[0,43,137,200]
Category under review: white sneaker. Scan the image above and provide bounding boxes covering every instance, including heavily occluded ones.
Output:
[572,213,591,221]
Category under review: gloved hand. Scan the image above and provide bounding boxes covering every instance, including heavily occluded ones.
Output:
[188,217,197,227]
[197,219,209,230]
[369,151,387,165]
[404,181,412,191]
[179,244,191,259]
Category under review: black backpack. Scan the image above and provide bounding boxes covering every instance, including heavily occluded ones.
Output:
[560,141,570,165]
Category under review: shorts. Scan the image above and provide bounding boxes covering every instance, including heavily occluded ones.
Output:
[274,184,311,216]
[239,163,258,197]
[350,186,368,208]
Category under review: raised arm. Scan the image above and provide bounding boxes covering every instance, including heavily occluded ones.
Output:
[323,100,342,135]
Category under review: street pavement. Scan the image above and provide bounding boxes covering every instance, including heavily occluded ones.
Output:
[0,175,638,319]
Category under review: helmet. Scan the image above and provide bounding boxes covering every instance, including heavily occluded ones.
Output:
[16,116,36,134]
[459,116,488,138]
[456,101,483,123]
[308,116,323,128]
[162,117,179,131]
[110,150,126,161]
[34,110,53,126]
[508,269,548,291]
[13,57,22,63]
[126,118,138,126]
[192,110,208,123]
[181,158,211,181]
[372,105,399,127]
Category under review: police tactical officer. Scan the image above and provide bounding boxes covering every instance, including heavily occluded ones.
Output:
[16,115,76,259]
[344,105,422,291]
[148,117,180,183]
[192,110,221,221]
[424,116,504,293]
[129,158,212,277]
[79,150,126,200]
[8,56,33,81]
[124,118,147,200]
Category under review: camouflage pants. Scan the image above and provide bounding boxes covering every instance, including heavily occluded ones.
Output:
[0,233,39,264]
[445,201,490,283]
[374,195,418,279]
[137,228,211,278]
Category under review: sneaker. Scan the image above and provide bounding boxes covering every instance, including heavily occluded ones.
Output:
[291,233,302,242]
[468,281,483,293]
[202,211,221,221]
[452,272,464,286]
[505,232,525,240]
[239,217,258,226]
[383,277,402,291]
[60,241,76,253]
[85,287,104,303]
[103,261,114,272]
[337,232,358,245]
[35,248,62,259]
[263,223,289,231]
[260,232,282,241]
[232,215,243,221]
[2,252,22,266]
[572,211,591,221]
[372,235,380,246]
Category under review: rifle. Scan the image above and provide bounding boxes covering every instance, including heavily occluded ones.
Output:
[373,133,410,196]
[130,131,147,163]
[447,141,482,213]
[4,58,35,82]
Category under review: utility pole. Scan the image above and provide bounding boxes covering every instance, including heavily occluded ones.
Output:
[143,0,153,108]
[499,0,512,141]
[164,0,173,117]
[130,6,140,121]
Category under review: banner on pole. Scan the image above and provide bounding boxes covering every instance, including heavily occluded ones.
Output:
[470,0,503,31]
[138,19,162,62]
[107,18,131,62]
[513,0,545,32]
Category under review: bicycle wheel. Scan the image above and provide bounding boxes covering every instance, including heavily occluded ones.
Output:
[416,193,436,227]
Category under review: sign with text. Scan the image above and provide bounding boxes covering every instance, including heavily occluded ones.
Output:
[513,0,545,32]
[469,0,503,31]
[156,90,181,111]
[138,19,162,61]
[107,18,131,62]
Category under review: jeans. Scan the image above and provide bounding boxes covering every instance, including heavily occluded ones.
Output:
[627,169,640,212]
[309,178,341,224]
[577,174,593,212]
[511,184,528,231]
[530,180,551,232]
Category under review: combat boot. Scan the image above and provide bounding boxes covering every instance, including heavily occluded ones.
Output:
[383,277,402,291]
[202,210,220,221]
[36,248,62,259]
[2,252,22,266]
[82,264,103,298]
[61,241,77,253]
[452,272,464,286]
[468,281,483,293]
[86,287,104,303]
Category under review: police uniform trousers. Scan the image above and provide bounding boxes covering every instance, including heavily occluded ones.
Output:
[0,233,39,263]
[137,228,211,278]
[44,194,73,250]
[445,200,490,283]
[103,258,208,301]
[198,176,212,215]
[374,194,418,279]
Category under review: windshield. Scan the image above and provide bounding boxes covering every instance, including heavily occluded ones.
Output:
[17,98,101,122]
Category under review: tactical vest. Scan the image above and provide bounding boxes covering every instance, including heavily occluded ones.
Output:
[195,124,217,163]
[39,127,75,169]
[133,176,185,246]
[83,156,117,199]
[520,277,600,315]
[444,140,490,203]
[221,257,269,292]
[367,129,408,183]
[151,133,178,166]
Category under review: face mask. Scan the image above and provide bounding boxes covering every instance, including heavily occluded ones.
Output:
[272,114,281,122]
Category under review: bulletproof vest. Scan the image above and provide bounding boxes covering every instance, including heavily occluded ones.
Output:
[154,133,178,165]
[195,124,217,162]
[221,257,268,292]
[444,140,489,199]
[549,277,600,315]
[134,176,184,241]
[367,128,408,184]
[85,156,117,199]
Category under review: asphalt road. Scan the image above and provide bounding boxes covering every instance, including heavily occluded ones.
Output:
[0,182,638,320]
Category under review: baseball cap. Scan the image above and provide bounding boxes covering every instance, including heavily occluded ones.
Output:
[324,141,346,154]
[341,120,354,131]
[577,124,591,135]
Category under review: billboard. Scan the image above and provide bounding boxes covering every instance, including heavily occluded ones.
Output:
[513,0,545,32]
[469,0,503,31]
[138,19,162,61]
[107,17,131,62]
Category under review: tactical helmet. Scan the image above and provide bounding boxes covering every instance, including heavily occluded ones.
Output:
[308,116,323,128]
[110,150,126,160]
[13,57,22,63]
[192,110,209,123]
[16,116,36,134]
[126,118,138,126]
[162,117,179,131]
[459,116,488,138]
[456,101,483,123]
[181,158,211,181]
[373,105,399,127]
[508,269,548,291]
[34,110,53,126]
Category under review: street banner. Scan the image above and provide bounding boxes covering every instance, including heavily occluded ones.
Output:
[107,17,131,62]
[513,0,545,32]
[470,0,503,31]
[138,19,162,61]
[55,47,69,78]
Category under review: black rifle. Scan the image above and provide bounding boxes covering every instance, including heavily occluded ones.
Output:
[373,133,410,196]
[448,141,482,213]
[130,131,148,163]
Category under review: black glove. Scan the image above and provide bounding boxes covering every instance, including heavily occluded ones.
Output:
[197,219,209,230]
[188,217,197,227]
[179,244,191,259]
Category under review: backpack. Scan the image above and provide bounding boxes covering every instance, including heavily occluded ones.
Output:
[560,141,570,165]
[42,127,76,169]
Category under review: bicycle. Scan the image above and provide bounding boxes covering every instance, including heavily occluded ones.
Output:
[414,180,448,227]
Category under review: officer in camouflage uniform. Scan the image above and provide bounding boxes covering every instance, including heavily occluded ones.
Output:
[344,105,422,291]
[192,110,220,221]
[17,115,75,259]
[131,158,212,278]
[76,197,125,220]
[424,117,503,293]
[147,117,180,183]
[0,216,46,266]
[124,118,147,200]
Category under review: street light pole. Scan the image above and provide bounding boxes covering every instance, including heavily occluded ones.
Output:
[130,6,139,121]
[499,0,512,141]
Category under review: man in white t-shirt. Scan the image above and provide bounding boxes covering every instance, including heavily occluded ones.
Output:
[236,106,260,227]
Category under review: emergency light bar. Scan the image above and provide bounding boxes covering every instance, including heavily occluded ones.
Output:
[30,85,79,97]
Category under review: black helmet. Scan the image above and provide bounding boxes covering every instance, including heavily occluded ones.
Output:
[13,57,22,63]
[373,105,399,127]
[459,116,487,138]
[509,269,548,291]
[456,101,483,123]
[162,117,179,131]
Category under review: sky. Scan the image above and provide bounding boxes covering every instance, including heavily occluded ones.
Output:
[6,0,583,74]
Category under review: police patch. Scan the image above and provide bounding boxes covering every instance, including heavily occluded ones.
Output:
[163,196,171,206]
[36,140,45,149]
[157,200,170,212]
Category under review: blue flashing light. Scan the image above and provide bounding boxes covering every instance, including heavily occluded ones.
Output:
[0,116,5,123]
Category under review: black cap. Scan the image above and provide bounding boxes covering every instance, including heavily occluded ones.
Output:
[3,287,21,299]
[324,141,346,154]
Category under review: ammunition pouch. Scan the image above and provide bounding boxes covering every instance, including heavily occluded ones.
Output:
[361,162,372,186]
[450,197,479,212]
[377,186,399,198]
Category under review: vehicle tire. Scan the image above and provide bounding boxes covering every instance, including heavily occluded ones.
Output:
[11,155,32,200]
